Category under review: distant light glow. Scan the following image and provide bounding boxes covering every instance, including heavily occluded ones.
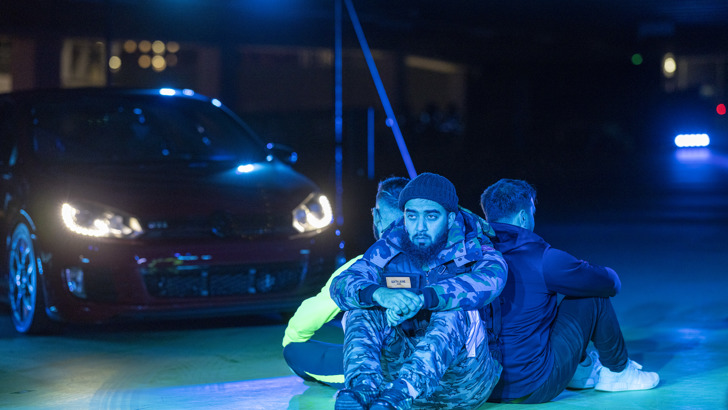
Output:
[152,40,165,54]
[138,55,151,69]
[211,99,222,107]
[167,41,180,53]
[663,53,676,78]
[138,40,152,53]
[717,104,726,116]
[123,40,137,53]
[675,133,710,148]
[182,89,195,96]
[236,164,255,173]
[266,143,274,149]
[109,56,121,71]
[159,88,176,96]
[631,53,643,66]
[676,148,710,163]
[152,55,166,72]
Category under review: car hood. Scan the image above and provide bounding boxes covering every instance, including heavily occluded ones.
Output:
[32,160,319,220]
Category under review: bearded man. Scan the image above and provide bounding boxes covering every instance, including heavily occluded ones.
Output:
[330,173,507,410]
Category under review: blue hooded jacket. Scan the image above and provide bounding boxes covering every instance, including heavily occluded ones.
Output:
[488,222,621,401]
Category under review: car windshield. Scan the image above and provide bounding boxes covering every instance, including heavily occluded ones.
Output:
[29,94,268,164]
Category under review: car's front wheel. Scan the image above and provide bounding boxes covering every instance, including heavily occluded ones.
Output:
[8,222,54,334]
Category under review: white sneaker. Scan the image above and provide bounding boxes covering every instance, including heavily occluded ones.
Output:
[595,359,659,392]
[567,350,602,389]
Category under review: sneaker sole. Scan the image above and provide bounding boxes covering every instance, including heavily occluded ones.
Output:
[595,379,659,392]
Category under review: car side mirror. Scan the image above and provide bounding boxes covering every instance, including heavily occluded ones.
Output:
[266,143,298,165]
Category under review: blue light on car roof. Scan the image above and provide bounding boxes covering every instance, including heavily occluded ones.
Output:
[236,164,255,173]
[159,88,176,96]
[211,99,222,107]
[675,133,710,148]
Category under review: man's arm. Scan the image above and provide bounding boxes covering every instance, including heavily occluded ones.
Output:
[543,247,621,297]
[330,256,384,311]
[422,244,508,311]
[282,256,361,347]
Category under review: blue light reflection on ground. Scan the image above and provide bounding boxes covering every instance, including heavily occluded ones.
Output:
[670,148,728,188]
[91,376,324,410]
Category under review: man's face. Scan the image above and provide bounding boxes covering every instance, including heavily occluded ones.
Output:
[403,198,454,249]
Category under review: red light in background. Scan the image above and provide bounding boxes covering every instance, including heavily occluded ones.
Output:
[718,103,727,115]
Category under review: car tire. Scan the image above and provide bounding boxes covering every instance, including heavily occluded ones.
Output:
[8,222,55,334]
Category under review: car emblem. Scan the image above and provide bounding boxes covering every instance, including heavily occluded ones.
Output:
[210,210,238,238]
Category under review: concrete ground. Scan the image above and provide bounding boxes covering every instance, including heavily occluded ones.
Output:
[1,149,727,409]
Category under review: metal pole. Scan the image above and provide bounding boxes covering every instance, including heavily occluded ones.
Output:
[367,106,375,180]
[344,0,417,178]
[334,0,345,262]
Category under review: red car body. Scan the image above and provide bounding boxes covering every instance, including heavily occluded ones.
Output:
[0,88,337,333]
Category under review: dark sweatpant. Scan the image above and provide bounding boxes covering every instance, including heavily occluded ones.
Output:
[520,296,629,403]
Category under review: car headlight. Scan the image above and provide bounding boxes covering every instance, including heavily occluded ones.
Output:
[292,193,333,233]
[61,202,144,238]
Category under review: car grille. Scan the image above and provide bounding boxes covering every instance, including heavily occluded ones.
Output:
[141,262,311,298]
[143,213,293,239]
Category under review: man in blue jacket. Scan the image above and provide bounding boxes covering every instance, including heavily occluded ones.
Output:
[480,179,659,404]
[331,173,507,410]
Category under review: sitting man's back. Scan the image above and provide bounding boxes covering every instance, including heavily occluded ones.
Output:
[481,178,659,404]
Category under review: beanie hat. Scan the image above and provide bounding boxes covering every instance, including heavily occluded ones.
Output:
[398,172,458,212]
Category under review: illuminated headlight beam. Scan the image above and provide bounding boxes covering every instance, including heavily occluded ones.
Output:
[292,194,333,233]
[61,203,143,238]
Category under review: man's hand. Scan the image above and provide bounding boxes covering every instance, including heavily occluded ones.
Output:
[372,288,424,326]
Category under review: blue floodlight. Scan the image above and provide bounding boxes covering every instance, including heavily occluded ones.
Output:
[159,88,176,96]
[236,164,255,174]
[674,133,710,148]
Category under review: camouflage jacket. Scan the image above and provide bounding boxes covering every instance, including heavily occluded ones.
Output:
[330,208,507,312]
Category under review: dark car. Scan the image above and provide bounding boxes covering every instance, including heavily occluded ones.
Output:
[0,87,337,334]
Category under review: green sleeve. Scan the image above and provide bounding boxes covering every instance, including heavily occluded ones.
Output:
[282,255,363,347]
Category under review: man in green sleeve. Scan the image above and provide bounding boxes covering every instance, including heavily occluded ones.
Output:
[282,177,410,388]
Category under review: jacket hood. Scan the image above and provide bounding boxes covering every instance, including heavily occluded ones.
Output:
[490,222,548,253]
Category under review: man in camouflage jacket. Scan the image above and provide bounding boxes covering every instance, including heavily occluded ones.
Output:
[330,173,507,410]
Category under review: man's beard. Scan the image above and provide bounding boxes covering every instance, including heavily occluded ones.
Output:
[402,230,448,265]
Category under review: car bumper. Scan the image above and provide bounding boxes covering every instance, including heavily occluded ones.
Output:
[38,230,338,324]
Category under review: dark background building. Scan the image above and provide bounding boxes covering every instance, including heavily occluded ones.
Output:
[2,0,727,254]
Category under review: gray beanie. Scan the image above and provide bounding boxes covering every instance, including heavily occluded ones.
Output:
[398,172,458,212]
